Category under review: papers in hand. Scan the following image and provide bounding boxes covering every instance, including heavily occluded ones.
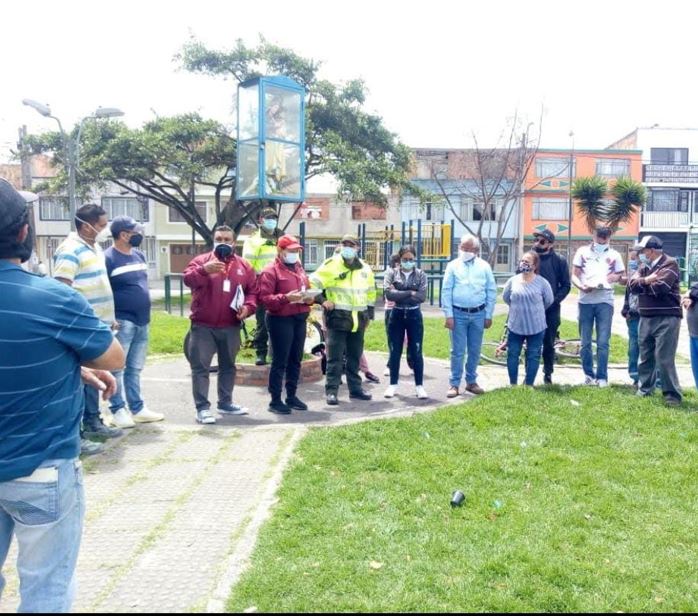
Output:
[291,288,322,304]
[583,260,612,290]
[230,284,245,311]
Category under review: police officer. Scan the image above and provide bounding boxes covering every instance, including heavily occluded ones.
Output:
[310,234,376,406]
[242,207,283,365]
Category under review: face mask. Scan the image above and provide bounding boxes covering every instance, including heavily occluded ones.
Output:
[593,242,608,254]
[262,219,277,232]
[628,259,638,271]
[518,261,532,274]
[77,217,110,243]
[213,242,233,261]
[639,253,649,265]
[460,251,475,262]
[341,247,357,260]
[533,245,549,254]
[283,252,299,265]
[128,233,143,248]
[401,260,415,270]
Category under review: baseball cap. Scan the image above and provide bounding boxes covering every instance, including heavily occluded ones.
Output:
[634,235,663,250]
[277,234,303,250]
[261,207,278,219]
[110,215,144,237]
[340,233,359,246]
[533,228,555,243]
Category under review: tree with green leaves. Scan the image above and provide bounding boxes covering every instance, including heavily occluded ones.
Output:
[26,37,415,246]
[572,176,646,233]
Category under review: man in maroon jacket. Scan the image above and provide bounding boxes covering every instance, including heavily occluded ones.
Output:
[183,225,257,424]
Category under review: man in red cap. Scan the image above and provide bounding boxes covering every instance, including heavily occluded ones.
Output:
[258,235,315,413]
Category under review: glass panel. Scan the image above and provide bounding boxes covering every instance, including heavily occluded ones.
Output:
[264,85,301,142]
[238,84,259,140]
[265,142,301,197]
[238,142,260,199]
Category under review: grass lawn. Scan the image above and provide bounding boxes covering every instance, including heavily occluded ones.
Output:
[363,314,630,365]
[227,385,698,613]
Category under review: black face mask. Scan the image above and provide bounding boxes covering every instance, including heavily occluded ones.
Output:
[128,234,143,248]
[214,243,234,261]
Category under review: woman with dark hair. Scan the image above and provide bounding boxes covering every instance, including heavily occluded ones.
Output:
[383,245,428,399]
[502,250,554,386]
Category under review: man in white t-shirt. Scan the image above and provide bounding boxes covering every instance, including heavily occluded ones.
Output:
[571,226,625,387]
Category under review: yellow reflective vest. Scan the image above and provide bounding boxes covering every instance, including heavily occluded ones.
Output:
[242,230,279,274]
[309,253,376,332]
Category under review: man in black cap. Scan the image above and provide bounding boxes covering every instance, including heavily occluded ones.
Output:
[628,235,683,405]
[0,178,123,611]
[532,228,571,384]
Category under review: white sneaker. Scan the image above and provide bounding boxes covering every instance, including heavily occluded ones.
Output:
[111,408,136,429]
[384,385,397,398]
[597,379,609,388]
[383,367,390,377]
[584,376,598,386]
[132,406,165,423]
[196,409,216,424]
[416,386,428,400]
[218,403,249,416]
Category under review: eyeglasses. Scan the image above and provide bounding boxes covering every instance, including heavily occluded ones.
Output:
[535,238,549,245]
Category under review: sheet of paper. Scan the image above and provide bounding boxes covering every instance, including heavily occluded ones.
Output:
[230,284,245,310]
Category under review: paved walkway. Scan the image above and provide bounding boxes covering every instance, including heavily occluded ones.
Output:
[1,344,695,612]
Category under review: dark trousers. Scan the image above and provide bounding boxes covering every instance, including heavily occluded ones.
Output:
[387,308,424,386]
[638,316,682,401]
[253,305,270,356]
[385,309,414,368]
[326,328,365,395]
[266,313,307,400]
[542,304,561,377]
[188,323,241,411]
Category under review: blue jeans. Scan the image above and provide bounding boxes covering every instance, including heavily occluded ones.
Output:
[0,458,84,613]
[449,310,486,387]
[627,317,639,382]
[109,320,149,414]
[691,336,698,390]
[578,303,613,381]
[507,330,545,385]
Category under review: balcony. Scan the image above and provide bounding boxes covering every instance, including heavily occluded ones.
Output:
[643,164,698,184]
[641,211,689,228]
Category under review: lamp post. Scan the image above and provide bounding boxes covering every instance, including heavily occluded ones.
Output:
[567,131,575,261]
[22,99,124,229]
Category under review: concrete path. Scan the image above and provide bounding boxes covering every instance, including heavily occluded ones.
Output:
[1,346,694,613]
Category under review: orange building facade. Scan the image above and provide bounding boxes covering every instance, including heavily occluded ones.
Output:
[522,149,643,258]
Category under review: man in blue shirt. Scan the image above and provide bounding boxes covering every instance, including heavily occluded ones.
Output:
[105,216,164,428]
[442,234,497,397]
[0,179,124,612]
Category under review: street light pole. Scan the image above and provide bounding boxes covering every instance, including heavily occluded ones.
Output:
[567,131,575,261]
[22,99,124,230]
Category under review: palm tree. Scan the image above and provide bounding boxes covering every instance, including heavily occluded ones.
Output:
[572,176,608,233]
[607,176,646,232]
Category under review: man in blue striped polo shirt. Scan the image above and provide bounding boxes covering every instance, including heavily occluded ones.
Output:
[0,178,124,612]
[54,203,124,452]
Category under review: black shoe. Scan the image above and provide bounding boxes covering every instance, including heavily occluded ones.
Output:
[268,400,292,414]
[544,374,552,385]
[364,371,380,384]
[326,394,339,406]
[349,390,372,401]
[255,354,267,366]
[285,396,308,411]
[83,418,123,439]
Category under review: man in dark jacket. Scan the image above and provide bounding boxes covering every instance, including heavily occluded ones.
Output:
[183,225,258,424]
[532,229,571,384]
[628,235,682,405]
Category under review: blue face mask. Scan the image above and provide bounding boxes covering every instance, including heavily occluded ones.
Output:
[593,242,608,254]
[401,260,415,270]
[628,259,638,271]
[283,252,299,265]
[262,218,277,232]
[341,247,357,260]
[639,253,649,265]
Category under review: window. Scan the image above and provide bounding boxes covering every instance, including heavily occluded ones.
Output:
[101,196,149,222]
[324,240,339,260]
[304,239,319,267]
[168,201,207,223]
[647,189,689,212]
[595,158,630,178]
[141,237,157,268]
[533,198,568,220]
[650,148,688,165]
[536,158,575,178]
[39,196,71,221]
[496,244,510,265]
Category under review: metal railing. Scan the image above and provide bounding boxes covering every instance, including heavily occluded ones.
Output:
[640,211,689,228]
[164,274,185,316]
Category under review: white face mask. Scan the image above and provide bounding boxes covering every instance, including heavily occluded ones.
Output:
[77,217,110,243]
[459,250,476,262]
[283,252,299,265]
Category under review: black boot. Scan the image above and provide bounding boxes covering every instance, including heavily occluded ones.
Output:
[285,395,308,411]
[83,416,123,439]
[255,353,267,366]
[268,399,291,414]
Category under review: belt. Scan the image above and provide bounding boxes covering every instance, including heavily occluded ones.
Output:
[453,304,486,313]
[392,305,420,311]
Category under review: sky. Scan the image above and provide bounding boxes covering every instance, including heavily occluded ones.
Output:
[2,0,697,165]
